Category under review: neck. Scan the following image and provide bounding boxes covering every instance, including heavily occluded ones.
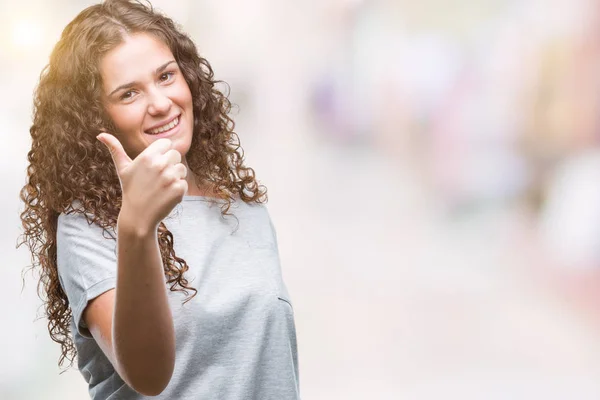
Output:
[182,157,226,199]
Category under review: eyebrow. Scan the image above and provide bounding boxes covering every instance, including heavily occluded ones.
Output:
[108,60,177,97]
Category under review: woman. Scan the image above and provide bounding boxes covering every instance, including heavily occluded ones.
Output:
[18,0,300,398]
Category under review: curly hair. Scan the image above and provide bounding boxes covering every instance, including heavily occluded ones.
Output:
[17,0,267,368]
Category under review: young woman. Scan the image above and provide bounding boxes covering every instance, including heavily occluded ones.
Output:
[18,0,299,398]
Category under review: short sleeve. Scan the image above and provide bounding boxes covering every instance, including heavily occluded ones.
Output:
[56,212,117,338]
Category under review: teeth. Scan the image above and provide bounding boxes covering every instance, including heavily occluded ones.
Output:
[148,117,179,135]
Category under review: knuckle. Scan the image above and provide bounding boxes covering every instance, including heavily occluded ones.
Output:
[170,149,182,162]
[162,139,173,151]
[156,138,170,147]
[138,153,152,165]
[161,173,177,187]
[151,158,166,171]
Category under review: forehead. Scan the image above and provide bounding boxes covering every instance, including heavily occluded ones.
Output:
[100,33,174,86]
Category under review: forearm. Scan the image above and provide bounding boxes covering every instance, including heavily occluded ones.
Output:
[112,215,175,394]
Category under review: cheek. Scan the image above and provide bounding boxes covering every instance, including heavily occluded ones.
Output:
[110,105,145,133]
[107,105,149,155]
[174,81,193,108]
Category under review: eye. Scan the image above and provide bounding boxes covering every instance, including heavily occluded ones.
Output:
[159,71,175,83]
[120,90,135,101]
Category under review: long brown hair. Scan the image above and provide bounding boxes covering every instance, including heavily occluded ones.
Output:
[18,0,266,368]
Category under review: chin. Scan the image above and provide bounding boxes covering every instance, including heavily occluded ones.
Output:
[175,135,193,157]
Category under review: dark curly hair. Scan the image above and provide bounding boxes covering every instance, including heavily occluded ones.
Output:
[17,0,266,368]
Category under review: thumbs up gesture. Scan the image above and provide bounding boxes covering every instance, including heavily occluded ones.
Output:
[97,133,188,234]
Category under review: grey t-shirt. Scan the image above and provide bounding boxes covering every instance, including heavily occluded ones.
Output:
[56,197,300,399]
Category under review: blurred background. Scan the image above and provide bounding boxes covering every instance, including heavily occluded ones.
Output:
[2,0,600,398]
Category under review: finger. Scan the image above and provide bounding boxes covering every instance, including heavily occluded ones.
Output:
[162,149,182,167]
[96,133,132,173]
[172,163,187,179]
[174,179,188,198]
[162,164,187,184]
[141,138,173,158]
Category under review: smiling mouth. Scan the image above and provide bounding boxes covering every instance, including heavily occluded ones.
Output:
[146,115,180,135]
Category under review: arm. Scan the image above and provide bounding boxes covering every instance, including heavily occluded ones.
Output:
[84,214,174,396]
[85,134,188,395]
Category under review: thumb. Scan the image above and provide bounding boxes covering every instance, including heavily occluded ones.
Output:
[96,133,132,173]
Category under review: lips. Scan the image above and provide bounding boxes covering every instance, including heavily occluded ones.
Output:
[146,115,180,135]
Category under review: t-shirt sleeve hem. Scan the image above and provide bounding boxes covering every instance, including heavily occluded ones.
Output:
[73,276,117,339]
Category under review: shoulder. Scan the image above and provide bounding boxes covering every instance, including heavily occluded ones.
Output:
[57,207,116,246]
[56,208,118,281]
[234,199,270,218]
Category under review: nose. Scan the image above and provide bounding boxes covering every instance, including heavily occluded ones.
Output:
[147,88,172,116]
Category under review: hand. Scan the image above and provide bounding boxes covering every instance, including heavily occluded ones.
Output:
[97,133,188,233]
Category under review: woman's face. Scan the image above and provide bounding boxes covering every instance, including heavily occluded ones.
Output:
[100,33,194,160]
